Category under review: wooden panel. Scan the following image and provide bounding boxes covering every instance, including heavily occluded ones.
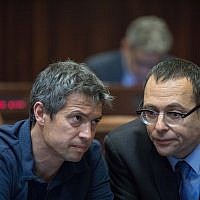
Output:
[104,85,143,115]
[0,82,32,123]
[0,0,200,82]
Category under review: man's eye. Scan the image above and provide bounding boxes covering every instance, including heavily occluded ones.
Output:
[144,110,157,118]
[91,118,101,125]
[167,111,183,119]
[72,115,83,123]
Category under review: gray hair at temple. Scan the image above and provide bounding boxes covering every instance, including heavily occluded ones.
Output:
[144,57,200,105]
[30,60,113,125]
[125,15,173,54]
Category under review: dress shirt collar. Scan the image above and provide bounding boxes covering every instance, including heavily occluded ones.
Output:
[168,144,200,175]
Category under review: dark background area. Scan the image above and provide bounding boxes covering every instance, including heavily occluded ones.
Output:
[0,0,200,82]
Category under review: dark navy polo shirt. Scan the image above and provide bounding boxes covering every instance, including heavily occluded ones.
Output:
[0,119,113,199]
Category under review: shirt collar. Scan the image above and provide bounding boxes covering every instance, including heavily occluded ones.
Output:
[19,119,89,181]
[168,144,200,175]
[18,119,36,179]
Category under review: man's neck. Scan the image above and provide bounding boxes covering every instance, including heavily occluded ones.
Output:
[31,124,64,182]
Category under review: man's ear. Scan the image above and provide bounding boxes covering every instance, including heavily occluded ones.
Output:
[33,102,45,125]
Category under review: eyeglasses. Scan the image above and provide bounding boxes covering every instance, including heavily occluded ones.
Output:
[136,104,200,126]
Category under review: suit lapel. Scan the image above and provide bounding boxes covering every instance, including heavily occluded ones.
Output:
[150,147,179,200]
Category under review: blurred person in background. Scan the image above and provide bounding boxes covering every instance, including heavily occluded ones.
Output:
[86,15,173,87]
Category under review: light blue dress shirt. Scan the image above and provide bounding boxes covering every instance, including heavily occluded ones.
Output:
[168,144,200,199]
[121,56,137,87]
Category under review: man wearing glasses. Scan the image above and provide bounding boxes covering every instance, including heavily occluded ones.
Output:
[104,58,200,200]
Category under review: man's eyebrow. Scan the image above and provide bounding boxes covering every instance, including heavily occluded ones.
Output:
[143,103,186,110]
[143,104,157,109]
[165,104,188,111]
[66,111,86,118]
[69,111,103,120]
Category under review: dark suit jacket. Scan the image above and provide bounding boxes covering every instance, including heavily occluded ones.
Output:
[85,50,123,83]
[104,118,179,200]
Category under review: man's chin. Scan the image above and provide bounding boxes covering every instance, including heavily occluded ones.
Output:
[155,146,173,157]
[65,152,85,162]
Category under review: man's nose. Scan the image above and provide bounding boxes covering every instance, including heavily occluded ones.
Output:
[154,114,169,131]
[79,122,93,140]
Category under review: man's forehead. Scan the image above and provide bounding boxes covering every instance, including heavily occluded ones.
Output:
[65,92,102,109]
[144,76,194,105]
[145,76,192,89]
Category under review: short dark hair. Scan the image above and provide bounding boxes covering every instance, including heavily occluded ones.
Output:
[144,57,200,104]
[30,60,113,124]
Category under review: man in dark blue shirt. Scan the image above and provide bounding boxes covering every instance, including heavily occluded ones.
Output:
[0,60,114,199]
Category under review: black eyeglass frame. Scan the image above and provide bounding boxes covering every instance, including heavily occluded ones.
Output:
[136,103,200,119]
